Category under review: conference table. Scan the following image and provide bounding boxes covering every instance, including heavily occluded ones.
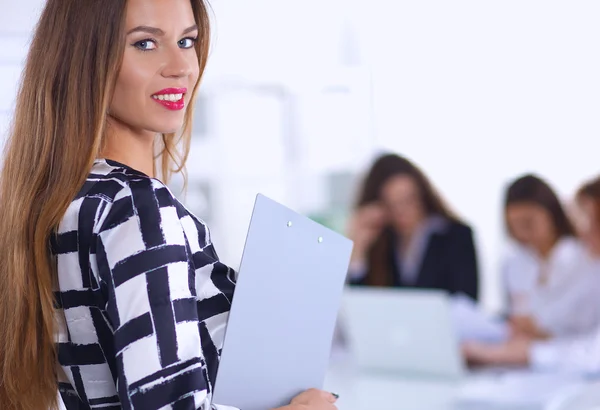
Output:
[323,358,600,410]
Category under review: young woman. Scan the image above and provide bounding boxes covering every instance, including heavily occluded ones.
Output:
[464,176,600,371]
[0,1,337,409]
[346,153,479,300]
[501,174,594,339]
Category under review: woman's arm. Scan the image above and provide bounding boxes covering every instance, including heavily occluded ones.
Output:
[450,225,479,301]
[463,327,600,376]
[96,178,237,410]
[509,315,551,340]
[346,259,368,284]
[345,204,387,285]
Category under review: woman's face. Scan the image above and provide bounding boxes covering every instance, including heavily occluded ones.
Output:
[506,202,556,250]
[575,195,600,254]
[108,0,200,135]
[380,175,427,233]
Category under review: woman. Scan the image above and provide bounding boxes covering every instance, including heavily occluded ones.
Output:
[346,153,479,301]
[0,1,337,409]
[501,174,593,339]
[464,176,600,371]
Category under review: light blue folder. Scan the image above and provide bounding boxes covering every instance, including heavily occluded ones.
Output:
[212,194,353,410]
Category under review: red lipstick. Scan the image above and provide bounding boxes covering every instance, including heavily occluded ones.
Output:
[151,87,187,111]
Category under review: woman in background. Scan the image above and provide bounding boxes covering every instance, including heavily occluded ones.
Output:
[501,174,593,339]
[346,153,479,301]
[464,176,600,372]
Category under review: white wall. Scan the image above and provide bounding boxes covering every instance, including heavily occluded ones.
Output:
[182,0,375,267]
[0,0,43,146]
[360,0,600,311]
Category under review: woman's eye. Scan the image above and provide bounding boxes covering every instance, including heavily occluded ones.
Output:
[178,37,197,49]
[133,39,157,51]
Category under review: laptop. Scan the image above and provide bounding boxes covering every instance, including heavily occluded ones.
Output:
[212,194,353,410]
[341,287,465,380]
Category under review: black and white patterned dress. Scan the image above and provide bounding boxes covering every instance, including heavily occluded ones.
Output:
[53,159,238,410]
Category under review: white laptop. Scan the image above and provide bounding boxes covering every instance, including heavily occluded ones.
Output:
[341,287,465,380]
[212,194,353,410]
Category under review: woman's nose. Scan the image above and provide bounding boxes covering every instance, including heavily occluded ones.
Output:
[161,47,192,78]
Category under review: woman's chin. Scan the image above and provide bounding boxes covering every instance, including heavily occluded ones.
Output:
[151,123,184,135]
[159,128,181,135]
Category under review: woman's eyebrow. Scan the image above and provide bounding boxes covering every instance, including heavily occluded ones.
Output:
[182,24,198,35]
[127,26,165,36]
[126,24,198,36]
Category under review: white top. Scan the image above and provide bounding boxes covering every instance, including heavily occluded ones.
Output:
[502,237,600,337]
[529,256,600,374]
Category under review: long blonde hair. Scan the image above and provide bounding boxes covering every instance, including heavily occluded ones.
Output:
[0,1,210,408]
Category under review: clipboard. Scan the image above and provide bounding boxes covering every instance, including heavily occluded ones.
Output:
[212,194,353,410]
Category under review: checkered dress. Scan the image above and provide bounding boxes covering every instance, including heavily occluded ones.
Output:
[53,159,238,410]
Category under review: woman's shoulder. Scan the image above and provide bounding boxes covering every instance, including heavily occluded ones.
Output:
[80,159,166,202]
[554,236,586,257]
[60,159,182,233]
[441,219,474,238]
[56,159,217,254]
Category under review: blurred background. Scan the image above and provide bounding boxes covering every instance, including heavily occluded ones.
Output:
[4,0,600,314]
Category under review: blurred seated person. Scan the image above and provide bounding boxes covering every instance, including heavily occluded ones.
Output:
[346,153,479,301]
[501,174,594,340]
[464,176,600,372]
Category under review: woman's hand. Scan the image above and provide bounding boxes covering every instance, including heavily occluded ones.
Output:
[275,388,338,409]
[509,315,551,340]
[462,337,531,366]
[347,203,387,260]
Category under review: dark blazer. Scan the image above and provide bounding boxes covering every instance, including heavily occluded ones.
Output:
[351,221,479,301]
